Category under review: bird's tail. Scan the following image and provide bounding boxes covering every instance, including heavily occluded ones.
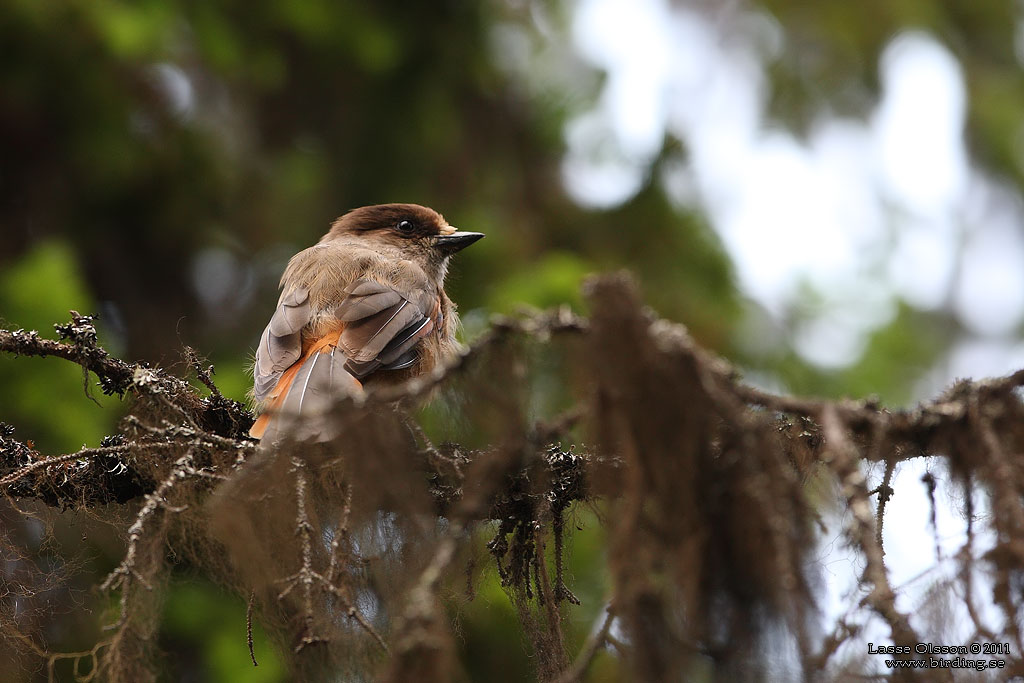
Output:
[250,328,363,442]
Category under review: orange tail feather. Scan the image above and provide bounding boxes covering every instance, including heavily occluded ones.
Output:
[250,328,354,439]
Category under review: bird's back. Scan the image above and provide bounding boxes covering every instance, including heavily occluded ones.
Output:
[250,241,457,441]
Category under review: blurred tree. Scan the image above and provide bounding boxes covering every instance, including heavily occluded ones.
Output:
[3,0,1024,680]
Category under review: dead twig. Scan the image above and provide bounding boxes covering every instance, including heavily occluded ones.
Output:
[557,605,615,683]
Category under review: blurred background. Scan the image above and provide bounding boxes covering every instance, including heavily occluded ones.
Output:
[1,0,1022,680]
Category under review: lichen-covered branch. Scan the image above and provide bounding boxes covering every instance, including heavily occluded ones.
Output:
[4,275,1024,682]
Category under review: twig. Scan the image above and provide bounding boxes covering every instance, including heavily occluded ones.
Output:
[247,591,259,667]
[820,407,940,681]
[873,458,896,555]
[372,306,588,403]
[47,639,111,683]
[967,400,1024,655]
[101,451,198,628]
[0,445,129,488]
[276,457,386,653]
[382,526,465,681]
[0,319,134,396]
[532,524,567,660]
[277,456,324,652]
[806,618,859,675]
[557,605,615,683]
[185,346,223,401]
[956,478,997,643]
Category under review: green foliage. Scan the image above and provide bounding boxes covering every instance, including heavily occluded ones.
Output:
[0,240,117,452]
[837,302,950,404]
[488,251,590,314]
[161,580,286,682]
[84,0,176,59]
[207,354,254,404]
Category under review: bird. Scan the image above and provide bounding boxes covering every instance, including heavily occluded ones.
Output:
[249,203,483,442]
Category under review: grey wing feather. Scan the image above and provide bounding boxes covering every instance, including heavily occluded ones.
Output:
[335,289,403,321]
[378,316,432,364]
[261,345,360,443]
[335,278,435,380]
[253,287,310,403]
[254,276,437,443]
[381,349,418,371]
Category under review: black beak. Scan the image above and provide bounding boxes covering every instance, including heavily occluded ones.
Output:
[434,231,484,255]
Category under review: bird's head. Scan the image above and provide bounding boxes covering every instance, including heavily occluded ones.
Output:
[324,203,483,281]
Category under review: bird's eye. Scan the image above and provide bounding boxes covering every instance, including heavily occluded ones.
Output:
[396,220,415,234]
